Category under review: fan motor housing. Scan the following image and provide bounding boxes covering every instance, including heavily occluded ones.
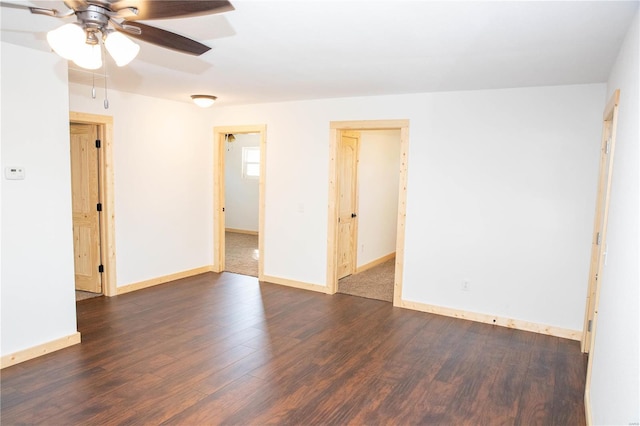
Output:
[76,5,110,31]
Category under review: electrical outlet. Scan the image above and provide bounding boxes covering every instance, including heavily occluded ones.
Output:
[461,280,470,292]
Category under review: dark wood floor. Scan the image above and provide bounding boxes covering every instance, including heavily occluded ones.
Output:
[1,272,587,425]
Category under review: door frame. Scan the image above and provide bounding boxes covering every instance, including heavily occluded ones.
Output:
[582,88,620,426]
[212,124,267,279]
[327,119,410,306]
[581,89,620,352]
[69,112,117,297]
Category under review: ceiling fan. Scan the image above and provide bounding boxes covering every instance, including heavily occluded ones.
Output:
[0,0,234,69]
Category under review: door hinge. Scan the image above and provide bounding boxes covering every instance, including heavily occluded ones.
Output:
[98,264,104,273]
[588,319,592,332]
[97,203,102,212]
[605,139,611,154]
[222,207,225,212]
[596,232,601,245]
[95,139,101,148]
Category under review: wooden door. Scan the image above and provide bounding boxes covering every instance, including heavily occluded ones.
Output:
[70,123,102,293]
[581,90,619,353]
[337,131,360,279]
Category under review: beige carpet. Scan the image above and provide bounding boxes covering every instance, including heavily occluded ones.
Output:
[337,258,395,302]
[225,231,259,277]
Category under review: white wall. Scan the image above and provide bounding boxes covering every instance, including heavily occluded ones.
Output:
[589,11,639,425]
[404,86,604,332]
[224,133,260,232]
[0,42,606,358]
[212,83,604,332]
[1,42,78,356]
[68,84,214,286]
[357,130,400,266]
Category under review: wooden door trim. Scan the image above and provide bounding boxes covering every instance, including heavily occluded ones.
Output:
[213,125,267,280]
[327,119,410,306]
[69,111,116,297]
[582,89,620,426]
[582,89,620,352]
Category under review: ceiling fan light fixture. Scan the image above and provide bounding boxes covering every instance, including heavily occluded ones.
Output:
[72,42,102,70]
[191,95,217,108]
[46,23,85,60]
[105,31,140,67]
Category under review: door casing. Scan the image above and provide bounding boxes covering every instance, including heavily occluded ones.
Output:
[327,119,409,306]
[69,111,117,297]
[582,89,620,426]
[582,89,620,353]
[213,125,267,279]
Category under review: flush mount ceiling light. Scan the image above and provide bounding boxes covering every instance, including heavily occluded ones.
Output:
[191,95,218,108]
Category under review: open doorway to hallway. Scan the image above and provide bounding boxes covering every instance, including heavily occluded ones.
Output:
[213,125,267,279]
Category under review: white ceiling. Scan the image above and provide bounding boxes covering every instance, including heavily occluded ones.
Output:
[1,1,638,106]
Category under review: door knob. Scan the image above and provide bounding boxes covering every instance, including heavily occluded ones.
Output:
[351,213,357,218]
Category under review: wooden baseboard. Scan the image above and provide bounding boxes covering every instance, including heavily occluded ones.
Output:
[117,266,215,295]
[399,299,581,341]
[261,275,330,294]
[1,332,81,369]
[356,253,395,274]
[225,228,258,235]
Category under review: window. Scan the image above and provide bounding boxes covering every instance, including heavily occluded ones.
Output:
[242,146,260,179]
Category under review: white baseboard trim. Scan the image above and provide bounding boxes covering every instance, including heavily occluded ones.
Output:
[117,266,215,295]
[356,252,395,274]
[399,299,581,341]
[262,275,330,294]
[1,332,81,369]
[225,228,259,235]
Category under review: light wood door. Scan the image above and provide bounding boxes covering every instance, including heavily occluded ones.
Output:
[70,123,102,293]
[581,90,619,353]
[337,131,360,279]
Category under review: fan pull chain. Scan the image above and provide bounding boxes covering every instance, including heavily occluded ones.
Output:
[102,42,109,109]
[92,72,96,99]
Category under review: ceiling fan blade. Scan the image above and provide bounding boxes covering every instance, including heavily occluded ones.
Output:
[63,0,87,12]
[111,0,233,21]
[0,1,31,10]
[0,1,74,17]
[117,21,211,56]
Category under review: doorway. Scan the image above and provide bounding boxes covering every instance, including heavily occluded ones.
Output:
[327,120,409,306]
[213,125,267,279]
[582,89,620,423]
[582,89,620,352]
[69,112,116,298]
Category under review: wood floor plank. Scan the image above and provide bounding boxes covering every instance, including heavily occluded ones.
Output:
[0,272,586,425]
